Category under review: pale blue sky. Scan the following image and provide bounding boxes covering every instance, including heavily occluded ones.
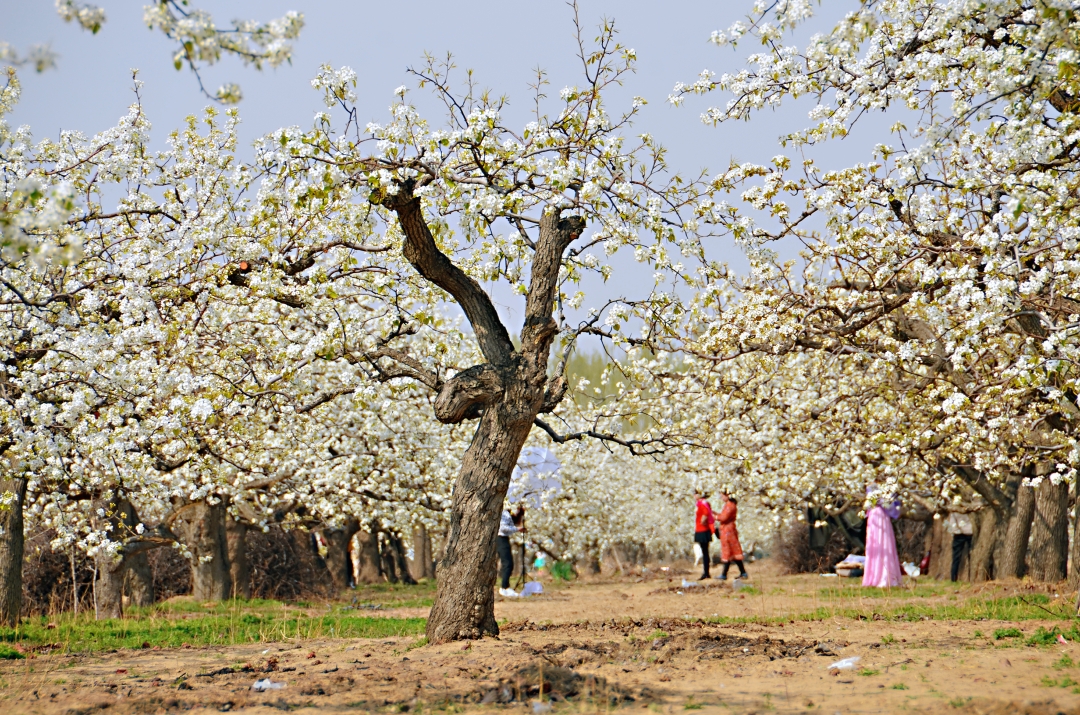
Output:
[4,1,871,333]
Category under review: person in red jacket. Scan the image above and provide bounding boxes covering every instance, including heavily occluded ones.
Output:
[717,492,749,580]
[694,492,716,580]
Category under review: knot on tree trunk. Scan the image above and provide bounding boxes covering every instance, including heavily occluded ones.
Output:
[434,364,504,423]
[539,374,568,413]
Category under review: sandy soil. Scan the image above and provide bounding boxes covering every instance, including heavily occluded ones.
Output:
[4,561,1080,714]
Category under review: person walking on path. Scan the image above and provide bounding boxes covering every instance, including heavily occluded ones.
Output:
[944,512,974,582]
[693,492,716,580]
[717,492,749,580]
[497,504,524,597]
[862,483,903,588]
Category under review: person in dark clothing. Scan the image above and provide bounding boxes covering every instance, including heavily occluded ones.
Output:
[945,512,973,582]
[497,505,525,597]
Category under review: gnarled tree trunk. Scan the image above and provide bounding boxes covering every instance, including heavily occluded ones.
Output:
[1029,479,1069,582]
[425,405,534,641]
[226,517,251,600]
[1070,487,1080,590]
[0,476,28,626]
[174,500,232,600]
[382,181,585,642]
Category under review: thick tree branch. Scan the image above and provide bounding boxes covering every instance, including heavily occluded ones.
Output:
[380,183,516,367]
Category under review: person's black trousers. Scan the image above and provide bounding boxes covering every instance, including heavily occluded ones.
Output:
[497,535,514,589]
[694,531,712,578]
[951,533,972,581]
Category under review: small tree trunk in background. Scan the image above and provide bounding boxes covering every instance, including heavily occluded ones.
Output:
[927,517,951,580]
[0,476,28,626]
[119,500,154,607]
[1070,487,1080,589]
[1030,479,1069,582]
[94,550,125,619]
[576,554,602,576]
[124,552,155,608]
[969,508,1001,582]
[998,484,1035,579]
[410,525,435,581]
[353,528,382,584]
[226,517,251,600]
[380,533,399,583]
[390,533,417,585]
[174,500,232,600]
[320,518,360,591]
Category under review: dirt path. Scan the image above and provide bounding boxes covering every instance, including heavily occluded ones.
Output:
[3,562,1079,714]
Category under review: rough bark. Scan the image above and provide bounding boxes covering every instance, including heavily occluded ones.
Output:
[226,517,251,600]
[997,484,1035,580]
[319,518,360,591]
[0,476,27,626]
[927,517,952,580]
[124,552,155,608]
[410,525,435,581]
[174,500,232,600]
[353,528,382,584]
[969,507,1001,582]
[1029,480,1070,582]
[1071,488,1080,590]
[118,499,154,608]
[94,550,125,620]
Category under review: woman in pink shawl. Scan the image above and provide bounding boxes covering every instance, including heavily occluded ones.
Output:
[862,484,903,588]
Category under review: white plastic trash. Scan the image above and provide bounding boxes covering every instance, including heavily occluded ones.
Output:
[827,656,861,671]
[521,581,544,596]
[902,562,921,577]
[252,679,286,691]
[681,579,701,588]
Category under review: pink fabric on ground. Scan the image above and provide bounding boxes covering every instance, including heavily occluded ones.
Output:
[862,505,903,588]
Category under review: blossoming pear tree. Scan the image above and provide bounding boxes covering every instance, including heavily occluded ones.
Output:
[669,0,1080,581]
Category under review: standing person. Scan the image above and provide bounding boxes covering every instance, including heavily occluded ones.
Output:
[862,483,903,588]
[717,492,749,580]
[497,504,524,597]
[944,512,974,582]
[693,492,715,580]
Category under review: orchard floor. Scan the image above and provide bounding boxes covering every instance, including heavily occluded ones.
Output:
[4,558,1080,714]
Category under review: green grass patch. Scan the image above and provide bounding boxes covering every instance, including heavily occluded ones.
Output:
[0,644,23,659]
[994,628,1023,640]
[1054,655,1075,669]
[890,683,908,690]
[1,601,425,654]
[647,629,670,641]
[1026,625,1080,646]
[550,561,575,582]
[1041,675,1078,689]
[857,668,880,677]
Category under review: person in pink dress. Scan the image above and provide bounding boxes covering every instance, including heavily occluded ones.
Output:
[862,483,903,588]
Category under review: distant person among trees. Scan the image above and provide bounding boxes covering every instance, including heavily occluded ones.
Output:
[693,492,716,580]
[717,492,749,581]
[497,504,525,598]
[862,483,903,588]
[944,512,974,582]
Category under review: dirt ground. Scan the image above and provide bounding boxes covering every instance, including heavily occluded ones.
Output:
[4,559,1080,714]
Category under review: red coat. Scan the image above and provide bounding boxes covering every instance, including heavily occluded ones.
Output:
[717,501,744,562]
[695,499,715,534]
